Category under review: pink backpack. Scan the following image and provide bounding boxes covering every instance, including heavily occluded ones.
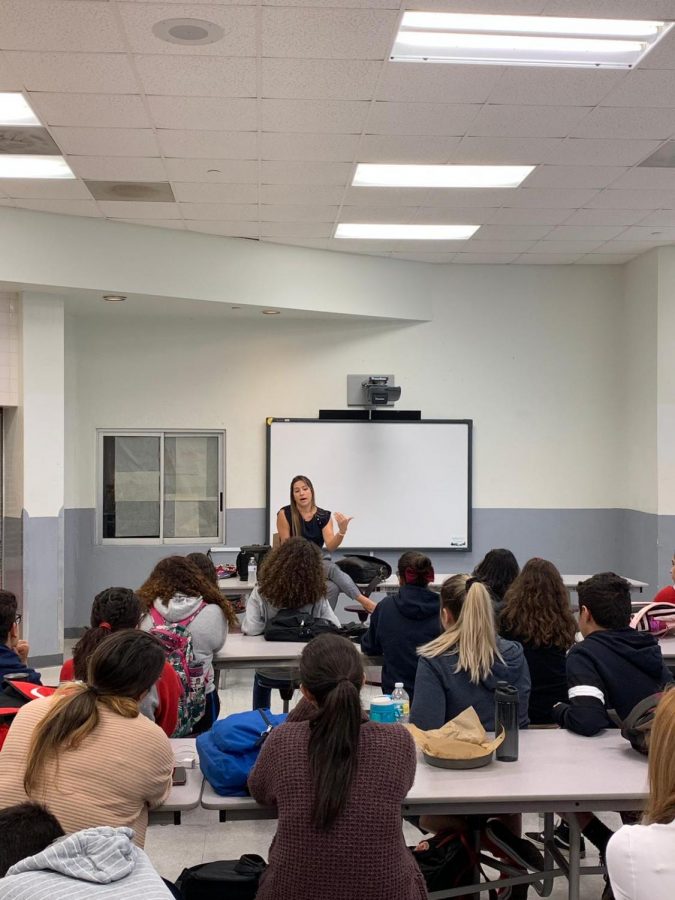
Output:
[630,601,675,638]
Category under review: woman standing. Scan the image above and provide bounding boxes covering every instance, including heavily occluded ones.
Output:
[248,633,427,900]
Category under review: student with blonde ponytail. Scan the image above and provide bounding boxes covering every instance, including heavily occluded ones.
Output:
[0,631,173,848]
[248,633,427,900]
[410,575,530,731]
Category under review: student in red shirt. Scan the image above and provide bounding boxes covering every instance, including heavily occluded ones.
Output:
[651,551,675,605]
[60,587,181,737]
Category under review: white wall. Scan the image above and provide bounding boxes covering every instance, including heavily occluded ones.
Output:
[657,247,675,517]
[65,262,624,515]
[0,292,19,407]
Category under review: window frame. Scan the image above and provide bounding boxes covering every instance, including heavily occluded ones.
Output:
[96,428,225,546]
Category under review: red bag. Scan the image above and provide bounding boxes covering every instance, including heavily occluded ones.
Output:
[0,679,57,750]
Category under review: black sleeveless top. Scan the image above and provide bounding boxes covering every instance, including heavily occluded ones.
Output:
[281,505,331,548]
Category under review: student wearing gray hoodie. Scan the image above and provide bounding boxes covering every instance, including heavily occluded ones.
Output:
[0,805,172,900]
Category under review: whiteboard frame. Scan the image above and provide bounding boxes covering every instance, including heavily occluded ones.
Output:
[265,417,472,551]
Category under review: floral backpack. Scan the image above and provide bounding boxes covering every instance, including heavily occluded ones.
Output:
[149,604,207,737]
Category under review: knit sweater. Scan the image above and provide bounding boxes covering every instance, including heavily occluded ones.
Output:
[248,716,427,900]
[0,827,173,899]
[0,697,173,847]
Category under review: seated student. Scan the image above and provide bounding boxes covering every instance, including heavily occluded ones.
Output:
[0,804,174,899]
[606,688,675,900]
[651,551,675,604]
[0,631,173,848]
[0,591,40,685]
[500,558,577,725]
[410,574,530,732]
[473,549,520,615]
[60,587,182,737]
[242,537,341,710]
[139,556,237,731]
[361,551,441,699]
[248,633,427,900]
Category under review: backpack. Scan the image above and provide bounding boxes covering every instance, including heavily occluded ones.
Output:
[263,606,341,642]
[176,854,267,900]
[608,692,666,755]
[197,707,287,796]
[631,601,675,637]
[149,605,207,737]
[410,829,480,898]
[0,679,57,750]
[334,555,392,595]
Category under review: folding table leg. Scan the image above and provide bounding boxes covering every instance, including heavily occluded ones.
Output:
[566,814,582,900]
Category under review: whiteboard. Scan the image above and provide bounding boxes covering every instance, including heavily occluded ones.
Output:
[266,419,471,550]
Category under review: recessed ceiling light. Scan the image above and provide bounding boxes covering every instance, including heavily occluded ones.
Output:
[335,224,479,240]
[262,309,281,315]
[353,164,534,189]
[0,155,75,179]
[0,93,41,127]
[391,12,672,68]
[153,17,224,46]
[103,295,126,302]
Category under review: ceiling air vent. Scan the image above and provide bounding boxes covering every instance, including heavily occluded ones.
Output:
[84,181,176,202]
[0,127,60,155]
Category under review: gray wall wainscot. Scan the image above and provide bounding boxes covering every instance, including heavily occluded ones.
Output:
[23,511,63,657]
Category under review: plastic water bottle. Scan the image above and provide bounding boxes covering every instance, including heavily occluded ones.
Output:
[247,555,257,583]
[494,681,519,762]
[391,683,410,724]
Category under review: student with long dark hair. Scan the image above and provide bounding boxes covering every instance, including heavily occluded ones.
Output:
[248,633,427,900]
[473,549,520,613]
[0,631,173,848]
[60,587,182,737]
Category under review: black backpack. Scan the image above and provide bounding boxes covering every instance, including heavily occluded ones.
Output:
[176,855,267,899]
[263,606,341,642]
[410,829,479,898]
[608,692,666,755]
[334,555,392,595]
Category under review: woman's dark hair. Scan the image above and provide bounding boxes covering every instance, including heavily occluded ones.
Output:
[24,630,166,795]
[137,555,236,626]
[0,802,65,876]
[397,551,434,587]
[500,558,576,650]
[186,552,218,586]
[300,634,364,830]
[257,537,326,610]
[473,549,520,602]
[71,587,142,681]
[0,590,18,644]
[289,475,316,538]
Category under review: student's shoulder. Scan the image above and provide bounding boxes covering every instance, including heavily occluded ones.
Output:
[315,507,331,526]
[362,721,415,756]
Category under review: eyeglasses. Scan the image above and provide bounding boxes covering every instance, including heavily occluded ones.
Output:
[14,613,22,625]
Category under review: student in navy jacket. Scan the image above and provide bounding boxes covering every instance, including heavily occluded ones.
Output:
[0,591,41,685]
[360,552,441,699]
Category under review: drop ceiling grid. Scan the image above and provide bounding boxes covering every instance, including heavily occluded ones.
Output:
[0,1,674,260]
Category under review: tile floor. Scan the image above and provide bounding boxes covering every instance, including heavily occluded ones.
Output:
[40,655,615,899]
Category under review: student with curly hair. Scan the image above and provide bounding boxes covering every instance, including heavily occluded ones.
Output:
[500,558,577,725]
[60,587,182,737]
[242,537,341,710]
[139,556,236,730]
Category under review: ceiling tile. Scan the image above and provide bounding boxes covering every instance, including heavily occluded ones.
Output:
[471,224,553,241]
[163,158,258,182]
[262,58,381,100]
[535,240,611,253]
[544,226,627,241]
[136,55,256,97]
[637,210,675,226]
[451,136,560,164]
[261,8,398,59]
[261,132,359,162]
[13,198,101,216]
[0,51,23,90]
[577,254,637,264]
[147,97,258,131]
[338,205,419,224]
[263,0,398,8]
[632,26,675,69]
[602,70,675,108]
[506,188,598,208]
[260,204,339,222]
[592,242,665,254]
[587,189,675,210]
[157,130,257,159]
[606,168,675,190]
[359,134,461,163]
[412,207,500,224]
[454,252,520,264]
[29,93,151,129]
[408,189,509,208]
[50,126,160,157]
[97,200,182,219]
[259,222,335,238]
[377,63,505,103]
[468,105,590,138]
[461,239,536,253]
[260,184,345,205]
[490,207,573,225]
[5,51,139,93]
[545,139,661,167]
[570,106,675,141]
[115,219,186,230]
[523,166,627,189]
[0,178,92,200]
[119,4,257,55]
[543,0,675,15]
[172,182,258,203]
[261,100,369,134]
[0,0,124,52]
[185,221,259,237]
[260,160,353,184]
[343,186,433,206]
[366,102,480,136]
[487,68,624,107]
[391,252,457,263]
[178,202,258,221]
[514,253,581,264]
[68,156,167,181]
[562,209,648,227]
[615,225,675,242]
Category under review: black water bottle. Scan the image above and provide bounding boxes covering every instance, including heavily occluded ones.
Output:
[495,681,519,762]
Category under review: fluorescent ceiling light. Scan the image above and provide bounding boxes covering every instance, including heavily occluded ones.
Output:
[0,156,75,179]
[353,164,534,189]
[392,12,673,68]
[335,223,479,240]
[0,93,42,127]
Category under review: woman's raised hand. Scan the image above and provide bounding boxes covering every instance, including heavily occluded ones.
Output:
[334,512,353,535]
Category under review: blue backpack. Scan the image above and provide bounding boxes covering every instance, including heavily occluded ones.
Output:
[197,708,287,796]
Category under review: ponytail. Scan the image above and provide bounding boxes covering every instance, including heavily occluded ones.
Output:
[299,634,364,830]
[419,574,502,684]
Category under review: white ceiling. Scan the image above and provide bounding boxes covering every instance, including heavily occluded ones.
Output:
[2,0,675,263]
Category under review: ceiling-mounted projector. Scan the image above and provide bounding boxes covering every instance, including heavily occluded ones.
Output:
[347,374,401,407]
